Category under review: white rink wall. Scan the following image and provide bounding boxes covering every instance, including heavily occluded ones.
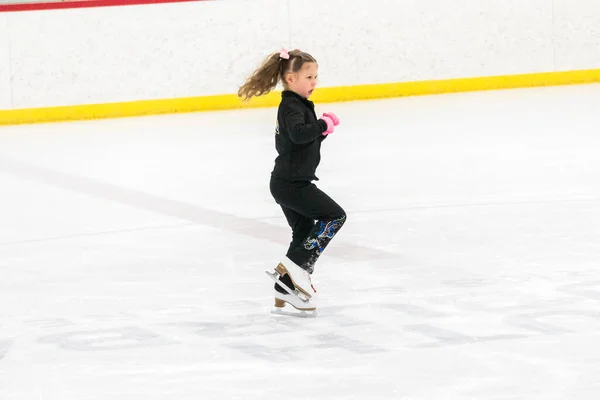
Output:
[1,0,600,109]
[0,14,11,109]
[292,0,556,86]
[554,0,600,71]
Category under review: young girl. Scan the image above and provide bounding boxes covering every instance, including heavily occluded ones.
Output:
[238,48,347,313]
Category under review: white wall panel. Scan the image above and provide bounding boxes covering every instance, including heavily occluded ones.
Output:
[7,0,287,108]
[4,0,600,110]
[0,14,11,110]
[290,0,554,87]
[553,0,600,71]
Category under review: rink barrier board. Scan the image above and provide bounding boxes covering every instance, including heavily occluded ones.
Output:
[0,0,208,12]
[1,68,600,125]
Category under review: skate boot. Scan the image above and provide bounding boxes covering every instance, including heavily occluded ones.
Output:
[272,273,317,317]
[273,256,316,299]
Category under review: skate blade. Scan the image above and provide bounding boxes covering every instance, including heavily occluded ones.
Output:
[265,270,311,303]
[270,307,317,318]
[275,296,316,311]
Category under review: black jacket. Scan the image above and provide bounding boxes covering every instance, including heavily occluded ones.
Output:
[271,91,328,182]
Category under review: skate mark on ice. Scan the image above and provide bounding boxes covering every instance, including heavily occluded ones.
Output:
[226,343,300,362]
[504,310,600,335]
[311,333,387,354]
[379,303,447,318]
[355,286,407,295]
[442,278,497,287]
[319,302,447,323]
[0,222,197,247]
[162,322,231,338]
[348,197,600,214]
[22,318,74,328]
[163,319,305,339]
[216,300,266,312]
[38,327,176,351]
[0,340,12,361]
[229,334,386,361]
[558,280,600,301]
[0,156,395,262]
[309,307,372,327]
[405,325,528,348]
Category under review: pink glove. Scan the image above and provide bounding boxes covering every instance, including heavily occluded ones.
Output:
[321,116,335,135]
[322,112,340,126]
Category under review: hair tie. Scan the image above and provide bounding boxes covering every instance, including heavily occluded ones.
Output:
[279,47,290,60]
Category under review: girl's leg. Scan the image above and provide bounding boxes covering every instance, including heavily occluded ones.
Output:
[280,206,315,257]
[270,178,346,274]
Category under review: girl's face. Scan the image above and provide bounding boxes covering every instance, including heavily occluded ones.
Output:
[286,62,319,99]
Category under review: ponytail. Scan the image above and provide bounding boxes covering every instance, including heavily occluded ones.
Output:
[237,52,284,101]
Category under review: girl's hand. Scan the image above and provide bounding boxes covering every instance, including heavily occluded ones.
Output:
[321,116,335,135]
[322,112,340,126]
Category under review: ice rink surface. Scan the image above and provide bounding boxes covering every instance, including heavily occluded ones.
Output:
[1,84,600,399]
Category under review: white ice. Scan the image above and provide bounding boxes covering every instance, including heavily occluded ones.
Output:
[1,84,600,400]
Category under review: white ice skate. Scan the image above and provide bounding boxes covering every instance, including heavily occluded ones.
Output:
[265,257,318,316]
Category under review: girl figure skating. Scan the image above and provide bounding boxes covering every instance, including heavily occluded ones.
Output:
[238,48,346,314]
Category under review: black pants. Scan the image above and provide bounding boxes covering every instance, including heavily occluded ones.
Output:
[270,177,346,273]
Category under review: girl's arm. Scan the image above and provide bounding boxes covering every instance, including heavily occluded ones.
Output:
[284,109,328,144]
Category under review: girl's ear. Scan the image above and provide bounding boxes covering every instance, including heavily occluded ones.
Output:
[285,72,295,85]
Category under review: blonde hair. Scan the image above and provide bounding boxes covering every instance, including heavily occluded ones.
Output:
[238,49,317,101]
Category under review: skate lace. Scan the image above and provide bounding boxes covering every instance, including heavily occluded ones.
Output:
[306,272,317,293]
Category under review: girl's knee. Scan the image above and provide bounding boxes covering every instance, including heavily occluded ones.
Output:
[330,213,346,232]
